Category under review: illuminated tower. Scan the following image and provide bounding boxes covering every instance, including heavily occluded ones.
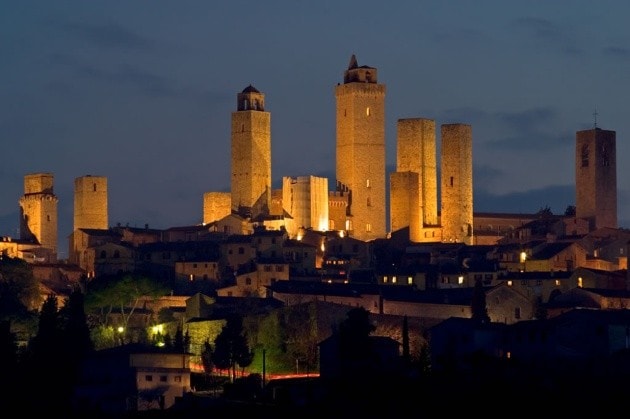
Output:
[391,118,439,241]
[576,127,617,231]
[203,192,232,225]
[19,172,58,260]
[440,124,473,244]
[282,175,329,238]
[335,54,386,241]
[74,175,108,231]
[231,85,271,218]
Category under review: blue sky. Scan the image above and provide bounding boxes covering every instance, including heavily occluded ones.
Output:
[2,1,630,257]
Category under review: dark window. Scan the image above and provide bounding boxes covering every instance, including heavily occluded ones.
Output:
[160,376,167,382]
[145,375,153,382]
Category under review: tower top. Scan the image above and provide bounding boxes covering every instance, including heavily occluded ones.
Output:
[343,54,377,84]
[237,85,265,111]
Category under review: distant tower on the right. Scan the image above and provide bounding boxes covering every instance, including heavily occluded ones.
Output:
[575,127,617,231]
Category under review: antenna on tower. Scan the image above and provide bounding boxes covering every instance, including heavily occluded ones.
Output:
[593,106,598,128]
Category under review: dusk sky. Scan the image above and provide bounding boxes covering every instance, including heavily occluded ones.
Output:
[2,1,630,258]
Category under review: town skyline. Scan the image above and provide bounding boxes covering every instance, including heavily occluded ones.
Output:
[3,1,630,257]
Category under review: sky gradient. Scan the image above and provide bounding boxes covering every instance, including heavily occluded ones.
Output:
[2,1,630,258]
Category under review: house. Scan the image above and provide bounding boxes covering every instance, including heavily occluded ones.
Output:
[72,343,192,413]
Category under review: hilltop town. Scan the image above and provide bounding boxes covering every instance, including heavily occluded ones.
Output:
[2,55,629,413]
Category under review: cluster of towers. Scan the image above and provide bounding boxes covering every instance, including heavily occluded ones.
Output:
[12,55,618,263]
[204,54,477,244]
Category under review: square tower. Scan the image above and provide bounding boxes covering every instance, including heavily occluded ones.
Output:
[74,175,108,231]
[19,172,58,260]
[396,118,438,227]
[231,85,271,218]
[282,175,329,238]
[440,124,473,244]
[576,127,617,231]
[335,55,386,241]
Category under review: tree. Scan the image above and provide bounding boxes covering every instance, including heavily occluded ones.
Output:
[0,256,40,319]
[212,314,253,382]
[337,307,376,376]
[85,274,170,343]
[536,205,553,218]
[564,205,576,216]
[471,277,490,324]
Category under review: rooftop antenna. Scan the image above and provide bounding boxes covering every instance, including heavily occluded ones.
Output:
[593,106,598,128]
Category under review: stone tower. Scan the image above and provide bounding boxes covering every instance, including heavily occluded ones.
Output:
[335,54,386,241]
[575,127,617,231]
[19,172,58,260]
[440,124,473,244]
[231,85,271,218]
[391,118,439,242]
[74,175,108,231]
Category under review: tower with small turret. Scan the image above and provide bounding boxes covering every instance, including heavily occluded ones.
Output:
[335,55,386,241]
[231,85,271,218]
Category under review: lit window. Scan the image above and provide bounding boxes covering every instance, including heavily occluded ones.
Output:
[366,223,372,232]
[407,276,413,285]
[383,276,388,283]
[458,276,464,284]
[366,107,370,116]
[578,277,583,287]
[555,279,560,286]
[189,274,194,281]
[392,276,397,284]
[366,179,371,188]
[507,280,513,286]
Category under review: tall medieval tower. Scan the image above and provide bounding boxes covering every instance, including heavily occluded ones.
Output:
[74,175,108,231]
[335,54,386,241]
[575,127,617,231]
[391,118,439,242]
[440,124,473,244]
[231,85,271,218]
[19,172,58,260]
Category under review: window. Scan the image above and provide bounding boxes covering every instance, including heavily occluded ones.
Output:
[366,223,372,232]
[581,144,589,167]
[407,276,413,285]
[245,277,252,285]
[100,250,106,259]
[174,376,181,383]
[367,197,371,207]
[514,307,521,320]
[450,176,454,187]
[366,179,371,188]
[264,265,272,272]
[160,376,167,382]
[145,375,153,382]
[366,107,370,116]
[238,247,244,254]
[113,250,120,258]
[383,276,388,283]
[275,265,284,272]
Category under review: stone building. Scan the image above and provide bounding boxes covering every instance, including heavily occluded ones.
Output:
[335,55,386,241]
[440,124,473,245]
[18,172,58,261]
[202,191,231,225]
[576,127,617,231]
[73,175,108,231]
[282,175,329,238]
[231,85,271,218]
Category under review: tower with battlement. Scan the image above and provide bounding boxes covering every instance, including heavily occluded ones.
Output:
[231,85,271,218]
[335,54,386,241]
[440,124,473,244]
[74,175,108,231]
[576,127,617,231]
[19,172,58,260]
